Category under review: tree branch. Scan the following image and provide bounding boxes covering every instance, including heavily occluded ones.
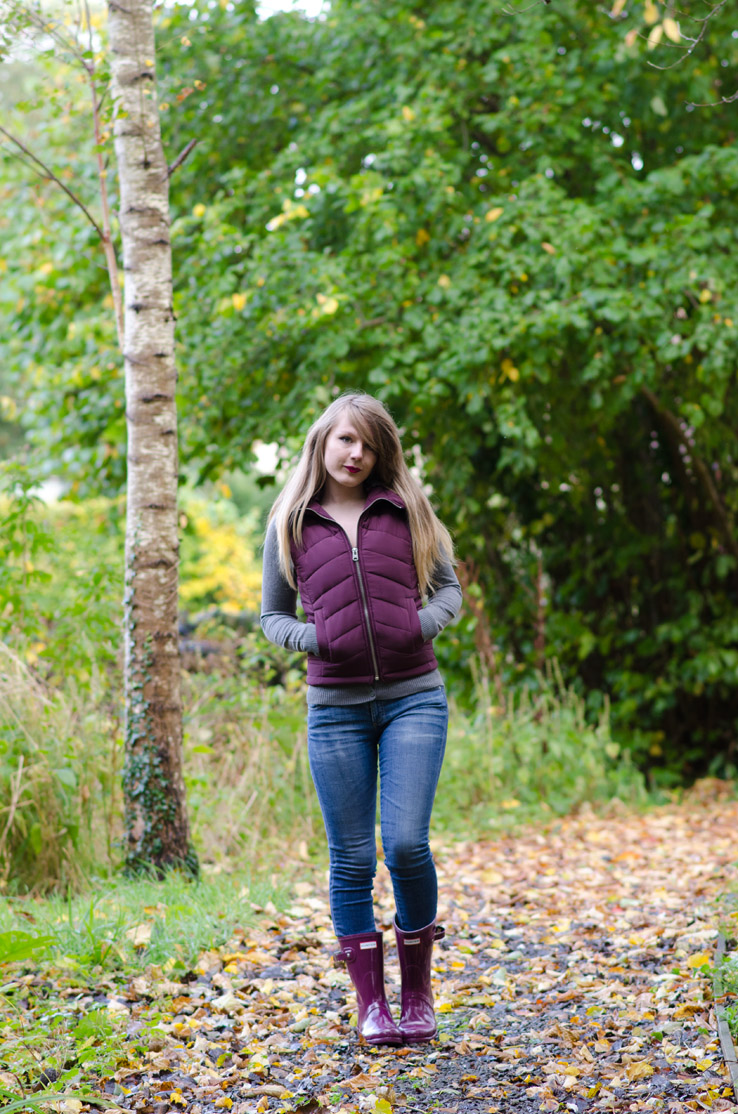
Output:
[640,385,738,560]
[0,125,103,239]
[84,0,124,348]
[167,138,198,177]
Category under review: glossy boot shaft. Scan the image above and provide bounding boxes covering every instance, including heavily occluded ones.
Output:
[394,917,445,1043]
[335,930,402,1046]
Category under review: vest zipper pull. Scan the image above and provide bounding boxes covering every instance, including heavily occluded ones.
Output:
[352,547,359,561]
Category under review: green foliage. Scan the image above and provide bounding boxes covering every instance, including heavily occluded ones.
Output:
[2,0,737,779]
[437,663,647,835]
[153,0,737,778]
[0,480,264,683]
[179,488,262,615]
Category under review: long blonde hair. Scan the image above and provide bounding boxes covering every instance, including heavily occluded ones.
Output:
[268,392,454,596]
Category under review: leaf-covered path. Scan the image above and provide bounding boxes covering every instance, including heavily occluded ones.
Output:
[26,787,738,1113]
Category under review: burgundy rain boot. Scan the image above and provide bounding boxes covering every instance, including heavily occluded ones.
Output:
[394,917,445,1043]
[335,930,402,1045]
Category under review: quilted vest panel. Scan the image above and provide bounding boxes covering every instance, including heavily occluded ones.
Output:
[291,488,438,685]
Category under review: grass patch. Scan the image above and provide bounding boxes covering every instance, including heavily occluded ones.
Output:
[715,889,738,1041]
[0,870,289,974]
[0,871,289,1107]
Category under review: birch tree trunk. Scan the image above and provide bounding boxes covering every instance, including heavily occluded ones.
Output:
[107,0,197,875]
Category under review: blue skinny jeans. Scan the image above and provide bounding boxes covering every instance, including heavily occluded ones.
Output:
[306,687,448,937]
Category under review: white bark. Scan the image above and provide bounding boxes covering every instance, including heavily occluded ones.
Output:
[108,0,195,873]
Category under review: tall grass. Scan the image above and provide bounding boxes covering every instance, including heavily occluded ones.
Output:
[181,670,321,866]
[0,644,121,894]
[438,661,647,835]
[1,639,646,895]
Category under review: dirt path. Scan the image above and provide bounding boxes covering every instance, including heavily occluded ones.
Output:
[101,787,738,1113]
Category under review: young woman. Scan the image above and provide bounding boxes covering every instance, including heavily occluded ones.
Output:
[260,392,462,1045]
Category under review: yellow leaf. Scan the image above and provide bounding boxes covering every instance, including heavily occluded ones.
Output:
[643,0,659,25]
[485,206,504,222]
[626,1061,654,1081]
[500,797,521,808]
[698,289,712,304]
[125,922,152,948]
[625,27,639,46]
[647,23,664,49]
[231,292,247,311]
[437,274,451,288]
[685,950,712,967]
[541,241,556,254]
[674,1002,704,1018]
[416,228,431,246]
[320,296,340,315]
[662,16,680,41]
[361,186,383,205]
[375,1100,393,1114]
[266,211,288,231]
[611,0,627,14]
[39,261,54,275]
[214,1099,233,1110]
[192,203,206,218]
[402,105,415,122]
[437,1002,454,1012]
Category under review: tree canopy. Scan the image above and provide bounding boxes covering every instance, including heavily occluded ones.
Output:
[2,0,737,778]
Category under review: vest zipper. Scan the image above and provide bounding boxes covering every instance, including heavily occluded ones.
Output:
[352,546,380,682]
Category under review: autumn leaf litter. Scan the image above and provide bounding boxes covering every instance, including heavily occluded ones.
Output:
[17,785,738,1113]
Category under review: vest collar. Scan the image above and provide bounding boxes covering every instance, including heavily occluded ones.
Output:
[307,485,405,515]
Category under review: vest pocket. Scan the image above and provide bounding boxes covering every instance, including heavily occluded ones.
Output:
[313,607,331,662]
[404,596,424,652]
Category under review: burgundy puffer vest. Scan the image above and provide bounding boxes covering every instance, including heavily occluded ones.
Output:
[290,487,438,686]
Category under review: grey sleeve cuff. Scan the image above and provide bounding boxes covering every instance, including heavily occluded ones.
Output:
[304,622,319,655]
[419,608,441,641]
[261,614,319,655]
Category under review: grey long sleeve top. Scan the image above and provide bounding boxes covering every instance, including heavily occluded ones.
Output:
[260,520,463,705]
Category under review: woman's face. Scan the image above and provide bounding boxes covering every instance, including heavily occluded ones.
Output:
[323,417,377,496]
